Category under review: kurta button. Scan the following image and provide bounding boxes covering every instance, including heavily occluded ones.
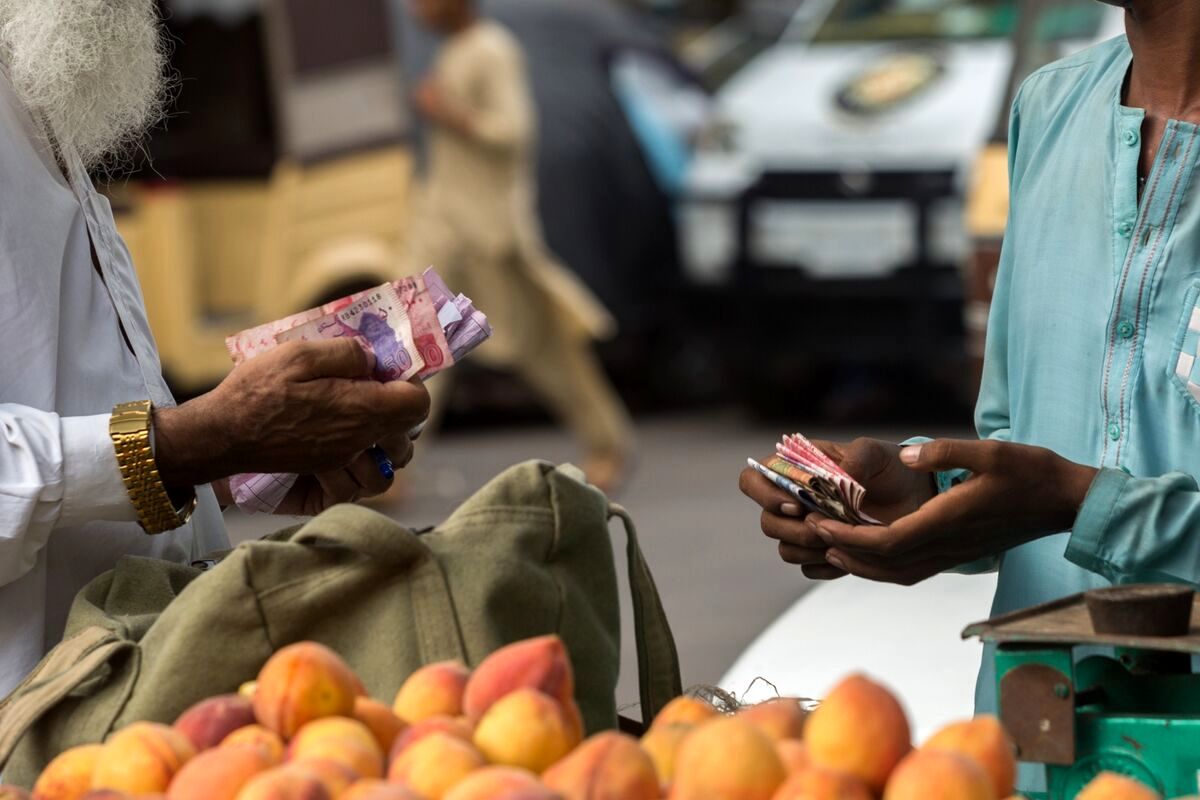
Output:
[1117,320,1134,339]
[1120,465,1133,475]
[1123,129,1139,146]
[1118,220,1133,237]
[1108,422,1122,441]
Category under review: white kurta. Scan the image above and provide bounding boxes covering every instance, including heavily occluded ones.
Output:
[0,66,227,698]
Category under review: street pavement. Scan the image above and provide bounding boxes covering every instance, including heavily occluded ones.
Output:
[224,409,971,718]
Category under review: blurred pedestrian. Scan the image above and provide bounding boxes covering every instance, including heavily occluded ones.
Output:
[406,0,634,493]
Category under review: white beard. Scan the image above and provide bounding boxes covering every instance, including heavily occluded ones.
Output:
[0,0,170,172]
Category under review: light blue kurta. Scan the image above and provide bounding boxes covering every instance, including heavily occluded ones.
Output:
[974,34,1200,781]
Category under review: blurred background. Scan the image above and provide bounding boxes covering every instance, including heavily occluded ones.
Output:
[104,0,1122,724]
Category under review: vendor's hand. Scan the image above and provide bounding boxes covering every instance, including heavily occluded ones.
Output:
[154,339,430,489]
[739,438,936,580]
[813,439,1098,586]
[275,438,414,516]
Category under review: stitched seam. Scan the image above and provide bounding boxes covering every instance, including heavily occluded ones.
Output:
[1168,282,1200,411]
[1116,128,1196,462]
[1100,125,1178,464]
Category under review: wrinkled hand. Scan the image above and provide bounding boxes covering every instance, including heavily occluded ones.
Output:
[813,439,1098,586]
[739,438,935,580]
[155,339,430,490]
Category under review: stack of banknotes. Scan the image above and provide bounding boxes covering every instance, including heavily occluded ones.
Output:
[747,433,880,525]
[225,267,492,513]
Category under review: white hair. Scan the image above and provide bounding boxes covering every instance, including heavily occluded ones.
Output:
[0,0,172,173]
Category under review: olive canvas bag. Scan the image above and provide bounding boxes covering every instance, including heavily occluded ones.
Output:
[0,460,681,786]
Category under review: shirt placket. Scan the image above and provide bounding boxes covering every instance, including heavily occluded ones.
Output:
[1100,118,1200,468]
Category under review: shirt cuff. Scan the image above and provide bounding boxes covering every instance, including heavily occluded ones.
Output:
[58,414,138,528]
[1064,467,1131,578]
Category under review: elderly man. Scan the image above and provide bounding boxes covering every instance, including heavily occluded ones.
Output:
[741,0,1200,733]
[0,0,430,699]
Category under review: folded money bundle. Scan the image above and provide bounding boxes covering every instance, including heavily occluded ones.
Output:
[747,433,881,525]
[225,268,492,513]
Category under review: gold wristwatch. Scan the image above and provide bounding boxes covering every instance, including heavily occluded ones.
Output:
[109,400,196,535]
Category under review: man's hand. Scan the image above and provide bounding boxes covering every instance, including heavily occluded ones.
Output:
[813,439,1099,585]
[153,339,430,493]
[414,77,470,134]
[739,438,936,580]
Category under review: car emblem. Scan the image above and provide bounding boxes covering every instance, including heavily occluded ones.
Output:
[838,167,873,197]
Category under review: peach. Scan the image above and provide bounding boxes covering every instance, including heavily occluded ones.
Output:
[0,788,30,800]
[92,723,195,795]
[167,745,274,800]
[392,661,470,724]
[650,697,717,730]
[738,699,807,743]
[288,718,382,762]
[387,732,485,799]
[442,768,552,800]
[771,766,873,800]
[804,674,911,793]
[352,698,406,755]
[221,726,285,764]
[883,750,995,800]
[462,637,573,723]
[285,760,359,797]
[543,732,658,800]
[253,643,360,739]
[639,722,695,786]
[473,689,581,773]
[923,716,1016,799]
[388,715,474,762]
[286,738,381,781]
[175,695,258,753]
[233,767,329,800]
[31,744,103,800]
[1076,773,1160,800]
[670,717,786,800]
[340,781,423,800]
[776,740,811,775]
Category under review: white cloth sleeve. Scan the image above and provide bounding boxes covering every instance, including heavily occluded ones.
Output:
[0,405,136,586]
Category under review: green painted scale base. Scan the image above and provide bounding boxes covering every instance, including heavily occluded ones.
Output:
[964,587,1200,799]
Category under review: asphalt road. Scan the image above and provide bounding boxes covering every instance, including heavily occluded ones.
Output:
[224,409,971,718]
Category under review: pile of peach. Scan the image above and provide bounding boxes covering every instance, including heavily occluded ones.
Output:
[0,635,1176,800]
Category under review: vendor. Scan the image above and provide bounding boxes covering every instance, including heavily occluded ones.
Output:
[0,0,429,699]
[741,0,1200,711]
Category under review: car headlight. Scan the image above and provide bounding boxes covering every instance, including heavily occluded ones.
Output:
[679,201,738,284]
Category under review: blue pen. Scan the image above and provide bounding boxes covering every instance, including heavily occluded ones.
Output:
[369,446,394,480]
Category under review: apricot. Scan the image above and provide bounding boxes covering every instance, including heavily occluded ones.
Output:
[221,726,286,764]
[473,689,581,773]
[649,696,717,730]
[167,744,274,800]
[233,767,330,800]
[253,643,359,739]
[1076,773,1161,800]
[771,766,873,800]
[883,750,995,800]
[175,695,258,752]
[639,722,695,786]
[442,767,552,800]
[670,717,785,800]
[352,698,406,755]
[804,674,911,793]
[776,740,811,774]
[462,637,573,723]
[92,723,195,795]
[387,732,485,799]
[31,744,103,800]
[388,715,474,763]
[285,759,359,797]
[239,682,258,700]
[0,787,30,800]
[923,716,1016,799]
[288,717,382,762]
[543,732,658,800]
[340,781,422,800]
[78,793,131,800]
[287,737,382,781]
[738,699,807,743]
[392,661,470,724]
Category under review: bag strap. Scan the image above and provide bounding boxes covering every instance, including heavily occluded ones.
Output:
[288,505,468,665]
[609,503,683,722]
[0,626,126,770]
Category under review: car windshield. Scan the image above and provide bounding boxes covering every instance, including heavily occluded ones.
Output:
[808,0,1105,43]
